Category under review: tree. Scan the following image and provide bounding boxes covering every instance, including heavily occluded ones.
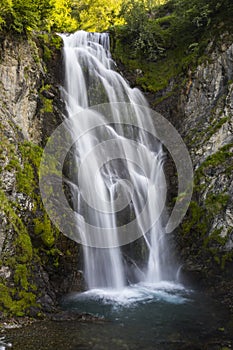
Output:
[72,0,124,32]
[0,0,13,30]
[10,0,43,32]
[0,0,78,34]
[46,0,77,32]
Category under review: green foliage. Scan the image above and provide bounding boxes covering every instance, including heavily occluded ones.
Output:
[0,0,78,34]
[10,0,43,33]
[112,0,233,94]
[46,0,77,32]
[0,0,13,30]
[72,0,124,32]
[117,0,167,61]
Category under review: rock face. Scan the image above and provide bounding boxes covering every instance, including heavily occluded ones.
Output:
[0,30,232,317]
[113,32,233,309]
[0,37,42,141]
[148,39,233,306]
[174,41,233,311]
[178,41,233,261]
[0,34,82,317]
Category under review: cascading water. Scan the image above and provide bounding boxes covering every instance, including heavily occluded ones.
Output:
[60,30,175,290]
[7,31,231,350]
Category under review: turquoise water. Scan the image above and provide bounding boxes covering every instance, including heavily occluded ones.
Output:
[4,282,233,350]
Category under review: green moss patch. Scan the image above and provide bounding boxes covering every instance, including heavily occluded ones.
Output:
[0,135,63,317]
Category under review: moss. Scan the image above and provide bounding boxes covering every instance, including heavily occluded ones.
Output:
[220,250,233,269]
[0,284,14,310]
[37,33,63,62]
[19,141,43,169]
[41,97,53,113]
[40,83,54,113]
[188,116,230,146]
[180,141,232,268]
[0,189,28,236]
[196,144,233,177]
[16,162,35,195]
[204,228,227,247]
[0,134,63,316]
[15,233,33,263]
[14,264,29,290]
[28,37,41,64]
[46,247,62,268]
[14,141,43,199]
[204,193,229,216]
[43,44,52,61]
[181,193,232,268]
[0,283,37,317]
[34,214,57,248]
[181,200,208,237]
[4,158,20,171]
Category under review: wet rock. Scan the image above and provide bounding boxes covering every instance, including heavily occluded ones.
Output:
[49,311,106,323]
[41,89,55,99]
[37,294,56,313]
[0,35,81,318]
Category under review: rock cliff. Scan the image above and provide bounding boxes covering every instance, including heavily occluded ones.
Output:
[177,38,233,311]
[112,29,233,311]
[0,28,232,317]
[0,34,82,317]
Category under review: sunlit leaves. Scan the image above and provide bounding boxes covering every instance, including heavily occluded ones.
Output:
[72,0,125,32]
[0,0,78,34]
[0,0,13,29]
[46,0,77,32]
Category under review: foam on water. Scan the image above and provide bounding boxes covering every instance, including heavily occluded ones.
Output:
[65,281,189,308]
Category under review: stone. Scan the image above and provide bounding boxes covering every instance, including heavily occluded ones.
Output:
[0,35,81,318]
[0,266,11,279]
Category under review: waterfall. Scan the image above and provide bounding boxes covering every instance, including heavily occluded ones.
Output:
[60,31,174,290]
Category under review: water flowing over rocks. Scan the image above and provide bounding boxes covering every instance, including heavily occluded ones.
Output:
[59,30,176,290]
[0,28,232,318]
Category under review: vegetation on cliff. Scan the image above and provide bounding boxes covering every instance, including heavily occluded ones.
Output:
[0,32,76,317]
[0,125,63,316]
[110,0,233,283]
[112,0,233,93]
[0,0,232,318]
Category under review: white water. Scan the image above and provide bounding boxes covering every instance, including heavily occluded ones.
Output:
[60,31,175,291]
[67,281,188,307]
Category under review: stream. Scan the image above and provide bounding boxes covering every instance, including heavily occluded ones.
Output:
[3,282,233,350]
